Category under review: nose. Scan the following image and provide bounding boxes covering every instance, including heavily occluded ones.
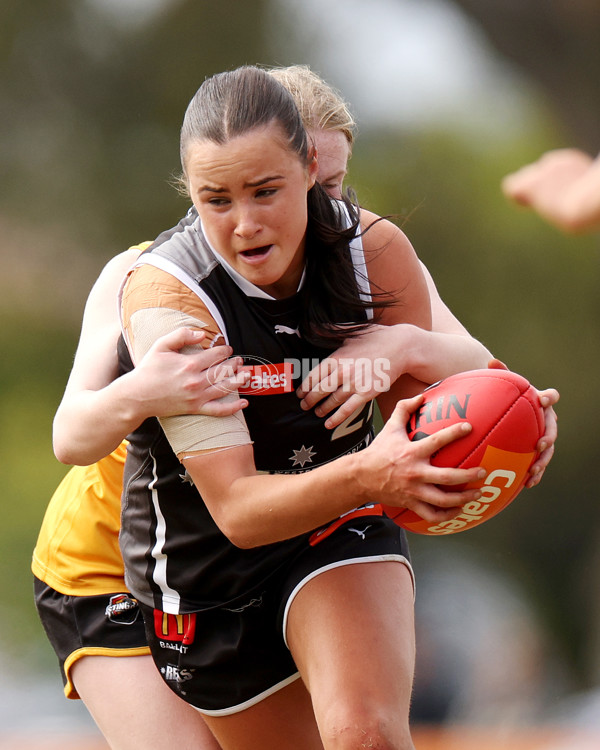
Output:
[233,204,262,240]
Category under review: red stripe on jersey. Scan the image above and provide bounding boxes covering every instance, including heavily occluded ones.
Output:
[309,504,384,546]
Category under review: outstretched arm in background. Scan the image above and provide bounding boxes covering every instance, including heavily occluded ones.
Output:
[502,148,600,234]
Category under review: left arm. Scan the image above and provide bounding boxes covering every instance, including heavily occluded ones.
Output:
[299,211,558,483]
[299,212,493,423]
[298,323,492,427]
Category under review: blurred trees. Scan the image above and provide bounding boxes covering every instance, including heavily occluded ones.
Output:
[452,0,600,150]
[0,0,274,248]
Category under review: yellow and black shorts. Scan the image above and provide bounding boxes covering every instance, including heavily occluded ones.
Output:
[34,577,150,699]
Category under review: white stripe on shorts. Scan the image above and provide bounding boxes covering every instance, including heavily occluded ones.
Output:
[282,553,415,649]
[192,673,301,717]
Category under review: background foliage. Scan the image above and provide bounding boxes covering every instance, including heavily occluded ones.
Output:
[1,0,599,719]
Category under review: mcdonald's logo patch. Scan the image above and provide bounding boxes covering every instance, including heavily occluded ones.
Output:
[153,610,197,645]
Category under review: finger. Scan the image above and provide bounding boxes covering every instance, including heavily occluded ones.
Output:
[501,166,539,202]
[526,466,543,489]
[536,406,558,454]
[208,370,251,396]
[402,501,463,525]
[323,394,366,429]
[152,327,207,353]
[201,397,248,417]
[537,388,560,408]
[299,376,341,410]
[299,378,342,410]
[487,358,509,371]
[208,356,246,383]
[314,389,354,418]
[526,443,555,488]
[386,394,425,430]
[207,345,239,364]
[296,358,331,395]
[401,486,485,521]
[297,358,338,400]
[412,421,473,456]
[428,465,487,488]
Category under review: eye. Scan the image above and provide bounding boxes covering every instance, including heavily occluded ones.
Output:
[322,182,342,198]
[207,196,230,207]
[256,187,277,199]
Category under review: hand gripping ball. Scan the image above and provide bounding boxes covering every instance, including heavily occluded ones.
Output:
[383,369,545,535]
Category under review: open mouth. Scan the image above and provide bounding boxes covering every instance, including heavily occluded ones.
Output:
[240,245,273,260]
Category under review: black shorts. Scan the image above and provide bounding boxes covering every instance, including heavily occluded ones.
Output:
[141,513,412,715]
[34,577,150,699]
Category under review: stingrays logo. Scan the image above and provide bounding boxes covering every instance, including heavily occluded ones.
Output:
[105,594,140,625]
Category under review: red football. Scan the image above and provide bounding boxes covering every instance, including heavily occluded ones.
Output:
[383,369,545,535]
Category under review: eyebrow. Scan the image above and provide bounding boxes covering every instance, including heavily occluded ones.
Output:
[199,175,285,193]
[321,170,346,183]
[245,175,284,188]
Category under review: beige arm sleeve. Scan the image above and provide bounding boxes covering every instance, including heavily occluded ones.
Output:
[126,305,252,456]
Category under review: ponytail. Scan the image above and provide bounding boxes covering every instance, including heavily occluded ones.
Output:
[300,183,397,348]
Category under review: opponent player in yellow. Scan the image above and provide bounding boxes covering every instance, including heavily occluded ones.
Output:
[33,286,244,750]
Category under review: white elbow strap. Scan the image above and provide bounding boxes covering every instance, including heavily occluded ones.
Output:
[159,402,251,456]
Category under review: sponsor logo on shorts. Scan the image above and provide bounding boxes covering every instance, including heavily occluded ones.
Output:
[105,594,140,625]
[154,611,197,654]
[160,663,195,695]
[347,525,372,540]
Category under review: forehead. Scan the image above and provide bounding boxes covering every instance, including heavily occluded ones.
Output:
[184,124,304,185]
[310,129,350,174]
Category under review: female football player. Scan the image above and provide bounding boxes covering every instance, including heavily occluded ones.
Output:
[117,65,556,750]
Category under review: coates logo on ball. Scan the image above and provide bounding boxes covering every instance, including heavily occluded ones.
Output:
[383,369,545,536]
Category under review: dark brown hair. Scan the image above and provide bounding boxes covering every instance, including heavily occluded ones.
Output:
[180,66,394,347]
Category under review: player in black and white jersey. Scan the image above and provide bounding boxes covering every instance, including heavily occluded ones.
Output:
[118,66,506,750]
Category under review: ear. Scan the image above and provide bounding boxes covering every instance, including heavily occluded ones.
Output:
[307,145,318,189]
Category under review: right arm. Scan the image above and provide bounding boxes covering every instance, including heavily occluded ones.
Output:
[53,249,247,465]
[181,399,483,549]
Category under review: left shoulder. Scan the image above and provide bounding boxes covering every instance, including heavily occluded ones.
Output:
[358,208,430,328]
[359,208,413,252]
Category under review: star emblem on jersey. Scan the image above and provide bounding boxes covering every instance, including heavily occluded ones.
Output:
[179,470,195,486]
[289,445,316,467]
